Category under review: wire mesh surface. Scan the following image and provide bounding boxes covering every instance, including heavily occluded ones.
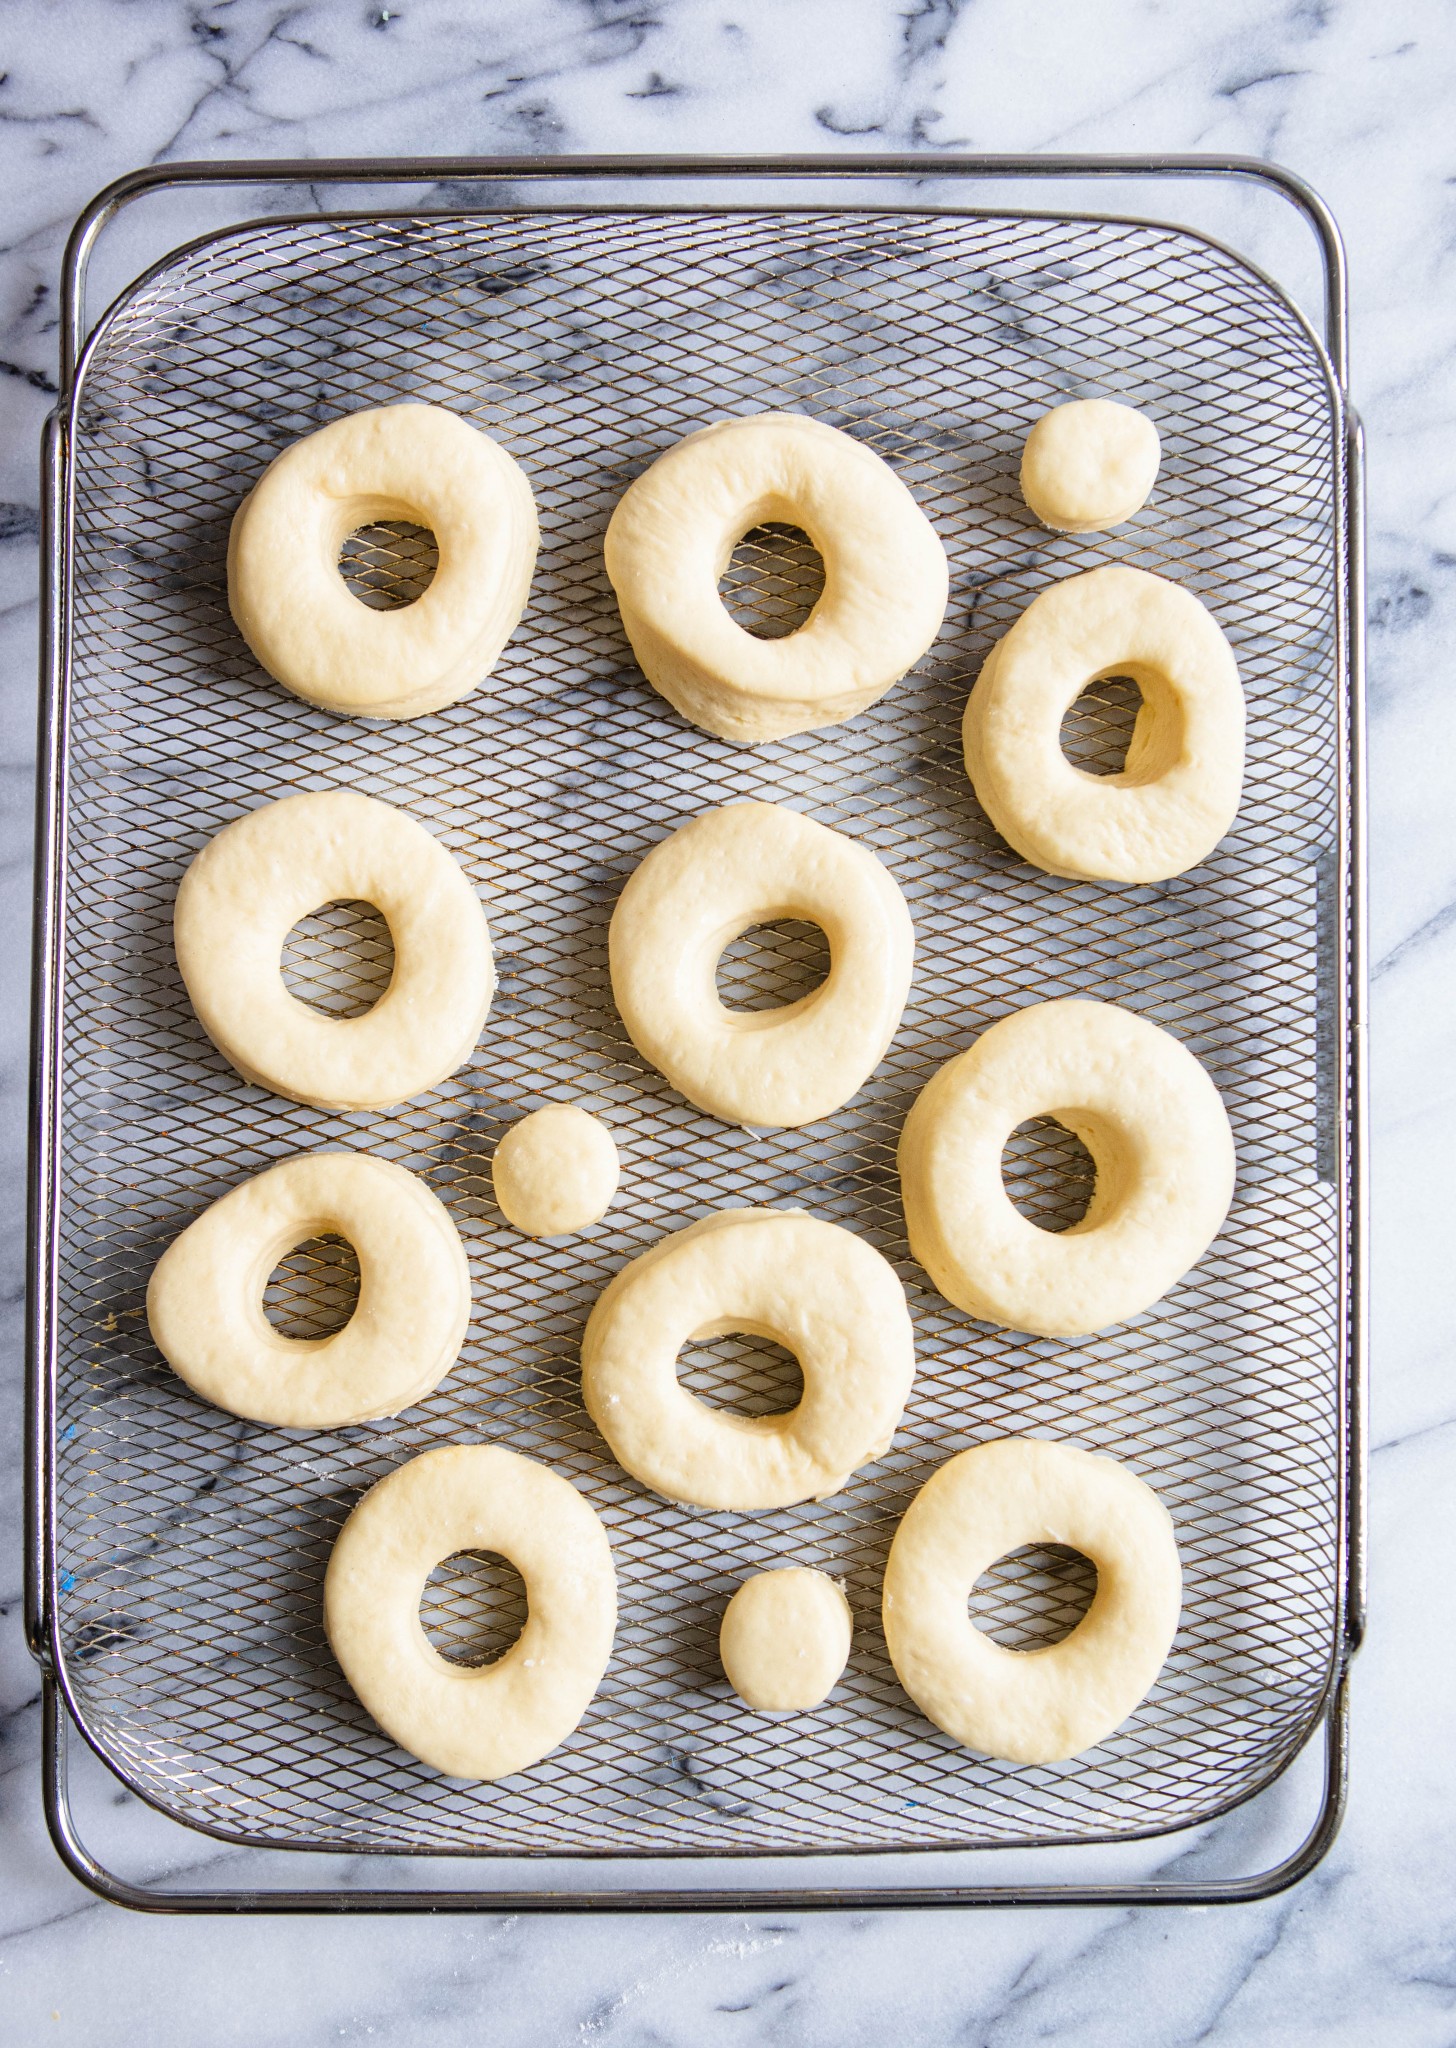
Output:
[51,208,1346,1858]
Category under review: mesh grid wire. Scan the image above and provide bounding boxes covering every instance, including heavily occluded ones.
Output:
[51,208,1346,1858]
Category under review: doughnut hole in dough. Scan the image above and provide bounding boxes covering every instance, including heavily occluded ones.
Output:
[1020,399,1160,533]
[324,1445,617,1780]
[719,519,825,639]
[493,1106,620,1236]
[883,1438,1181,1764]
[899,998,1235,1338]
[720,1568,853,1712]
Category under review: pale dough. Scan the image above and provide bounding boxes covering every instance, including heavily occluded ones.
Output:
[883,1438,1182,1764]
[228,402,538,718]
[174,790,494,1111]
[324,1445,617,1780]
[604,411,948,742]
[719,1567,853,1712]
[580,1208,916,1511]
[493,1106,620,1236]
[609,802,914,1129]
[899,999,1235,1338]
[1020,398,1160,533]
[963,565,1244,883]
[147,1151,470,1428]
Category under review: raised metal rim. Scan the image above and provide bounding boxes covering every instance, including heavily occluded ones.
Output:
[69,198,1346,431]
[42,1591,1352,1868]
[55,153,1351,392]
[41,1669,1350,1913]
[28,151,1366,1912]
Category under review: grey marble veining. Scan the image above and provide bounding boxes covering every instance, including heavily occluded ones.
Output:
[0,2,1452,2042]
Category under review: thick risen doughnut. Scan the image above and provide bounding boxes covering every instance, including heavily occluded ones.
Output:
[1020,399,1160,533]
[228,402,538,718]
[147,1151,470,1428]
[581,1208,916,1510]
[610,802,914,1128]
[899,999,1235,1338]
[883,1438,1181,1764]
[175,790,493,1111]
[963,565,1244,883]
[492,1106,620,1236]
[720,1568,853,1712]
[604,412,948,742]
[324,1446,617,1780]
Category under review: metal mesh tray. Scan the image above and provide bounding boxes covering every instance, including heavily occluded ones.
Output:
[39,181,1354,1872]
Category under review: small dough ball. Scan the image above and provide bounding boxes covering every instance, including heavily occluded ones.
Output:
[719,1567,853,1712]
[492,1106,619,1236]
[1020,399,1160,534]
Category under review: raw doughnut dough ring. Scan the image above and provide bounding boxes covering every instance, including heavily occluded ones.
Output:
[883,1438,1181,1764]
[228,402,538,718]
[324,1445,617,1780]
[1020,398,1161,533]
[963,564,1244,883]
[493,1105,620,1236]
[719,1567,853,1712]
[604,411,948,742]
[610,801,914,1129]
[899,998,1235,1338]
[175,789,494,1111]
[146,1151,470,1428]
[581,1208,916,1511]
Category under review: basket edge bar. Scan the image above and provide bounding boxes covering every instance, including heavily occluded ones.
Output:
[40,1671,1351,1915]
[55,152,1349,393]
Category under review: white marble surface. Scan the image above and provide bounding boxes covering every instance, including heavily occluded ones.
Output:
[1,0,1452,2040]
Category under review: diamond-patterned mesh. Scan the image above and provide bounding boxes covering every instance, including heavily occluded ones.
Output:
[50,208,1346,1858]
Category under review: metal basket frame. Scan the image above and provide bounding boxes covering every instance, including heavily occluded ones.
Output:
[26,153,1367,1914]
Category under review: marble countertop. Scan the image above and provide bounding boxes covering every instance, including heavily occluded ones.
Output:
[1,2,1451,2041]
